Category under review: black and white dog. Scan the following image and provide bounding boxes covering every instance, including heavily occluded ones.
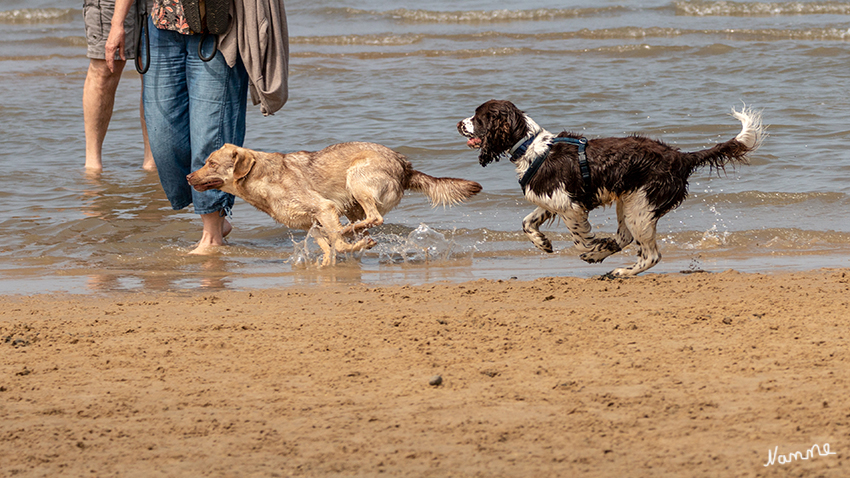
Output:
[458,100,765,276]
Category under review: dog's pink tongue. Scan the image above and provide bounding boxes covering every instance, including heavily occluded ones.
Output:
[467,137,482,148]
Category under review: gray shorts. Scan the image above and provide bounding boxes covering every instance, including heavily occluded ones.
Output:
[83,0,142,60]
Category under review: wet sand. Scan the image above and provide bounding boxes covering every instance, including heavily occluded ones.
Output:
[1,268,848,477]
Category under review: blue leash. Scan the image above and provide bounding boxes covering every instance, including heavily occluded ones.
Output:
[514,136,589,193]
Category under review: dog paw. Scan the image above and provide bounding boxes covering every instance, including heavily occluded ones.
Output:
[609,267,637,278]
[596,237,621,252]
[597,270,635,280]
[365,238,377,250]
[532,238,553,253]
[580,251,609,264]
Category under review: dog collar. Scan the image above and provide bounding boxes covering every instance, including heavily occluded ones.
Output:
[518,136,589,194]
[510,135,538,160]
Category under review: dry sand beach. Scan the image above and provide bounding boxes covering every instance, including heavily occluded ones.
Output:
[2,268,848,477]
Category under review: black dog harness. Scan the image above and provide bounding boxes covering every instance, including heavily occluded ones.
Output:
[513,136,590,194]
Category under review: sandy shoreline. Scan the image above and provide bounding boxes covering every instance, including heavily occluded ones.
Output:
[2,268,848,477]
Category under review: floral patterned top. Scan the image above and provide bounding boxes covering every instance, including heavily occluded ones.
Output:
[152,0,191,34]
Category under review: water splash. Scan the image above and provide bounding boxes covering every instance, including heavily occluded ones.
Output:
[287,223,460,267]
[706,205,730,243]
[697,223,730,248]
[288,226,320,268]
[407,224,453,260]
[373,224,457,264]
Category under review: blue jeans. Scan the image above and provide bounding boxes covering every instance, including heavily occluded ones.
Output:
[142,17,249,215]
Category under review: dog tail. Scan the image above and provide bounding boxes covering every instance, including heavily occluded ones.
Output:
[407,170,482,207]
[683,105,766,173]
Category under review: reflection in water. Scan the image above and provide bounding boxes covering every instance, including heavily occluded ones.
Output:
[199,255,230,291]
[71,171,237,292]
[84,255,233,293]
[80,170,164,222]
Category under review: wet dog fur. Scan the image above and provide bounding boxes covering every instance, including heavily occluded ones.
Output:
[188,143,482,266]
[458,100,765,276]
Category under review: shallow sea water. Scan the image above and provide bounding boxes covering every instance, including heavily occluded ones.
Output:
[0,0,848,293]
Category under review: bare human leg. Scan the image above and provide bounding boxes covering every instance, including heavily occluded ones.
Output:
[189,210,232,255]
[140,82,155,170]
[83,58,125,171]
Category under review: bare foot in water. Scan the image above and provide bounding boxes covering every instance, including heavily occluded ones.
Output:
[190,212,231,255]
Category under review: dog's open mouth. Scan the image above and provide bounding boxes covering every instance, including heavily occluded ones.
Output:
[466,137,482,149]
[190,179,224,191]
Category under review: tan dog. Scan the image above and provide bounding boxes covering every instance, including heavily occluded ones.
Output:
[187,143,482,265]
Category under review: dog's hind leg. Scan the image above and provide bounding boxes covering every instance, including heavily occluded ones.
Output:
[610,194,661,276]
[341,167,404,236]
[522,207,554,253]
[312,234,336,267]
[341,194,384,236]
[562,205,621,263]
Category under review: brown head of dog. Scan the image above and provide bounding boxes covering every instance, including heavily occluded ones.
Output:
[458,100,532,167]
[187,144,256,195]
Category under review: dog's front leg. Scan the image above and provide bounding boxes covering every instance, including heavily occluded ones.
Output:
[310,231,336,267]
[315,209,376,266]
[522,207,554,253]
[614,198,634,250]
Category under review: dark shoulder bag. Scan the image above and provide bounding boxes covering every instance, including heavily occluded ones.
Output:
[183,0,232,61]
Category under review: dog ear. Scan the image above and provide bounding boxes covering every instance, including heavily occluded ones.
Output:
[478,101,529,167]
[232,148,256,182]
[478,114,510,166]
[477,106,500,166]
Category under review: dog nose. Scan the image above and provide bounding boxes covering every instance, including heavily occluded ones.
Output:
[458,117,475,136]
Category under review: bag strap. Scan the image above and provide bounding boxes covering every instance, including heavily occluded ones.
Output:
[183,0,231,61]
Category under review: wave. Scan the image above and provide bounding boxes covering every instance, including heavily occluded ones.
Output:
[663,228,850,251]
[0,8,76,24]
[294,47,533,60]
[290,27,850,48]
[319,6,629,24]
[293,44,700,60]
[0,36,88,49]
[673,1,850,16]
[409,227,850,257]
[604,26,850,42]
[315,4,850,23]
[293,33,425,46]
[704,191,848,206]
[0,54,79,63]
